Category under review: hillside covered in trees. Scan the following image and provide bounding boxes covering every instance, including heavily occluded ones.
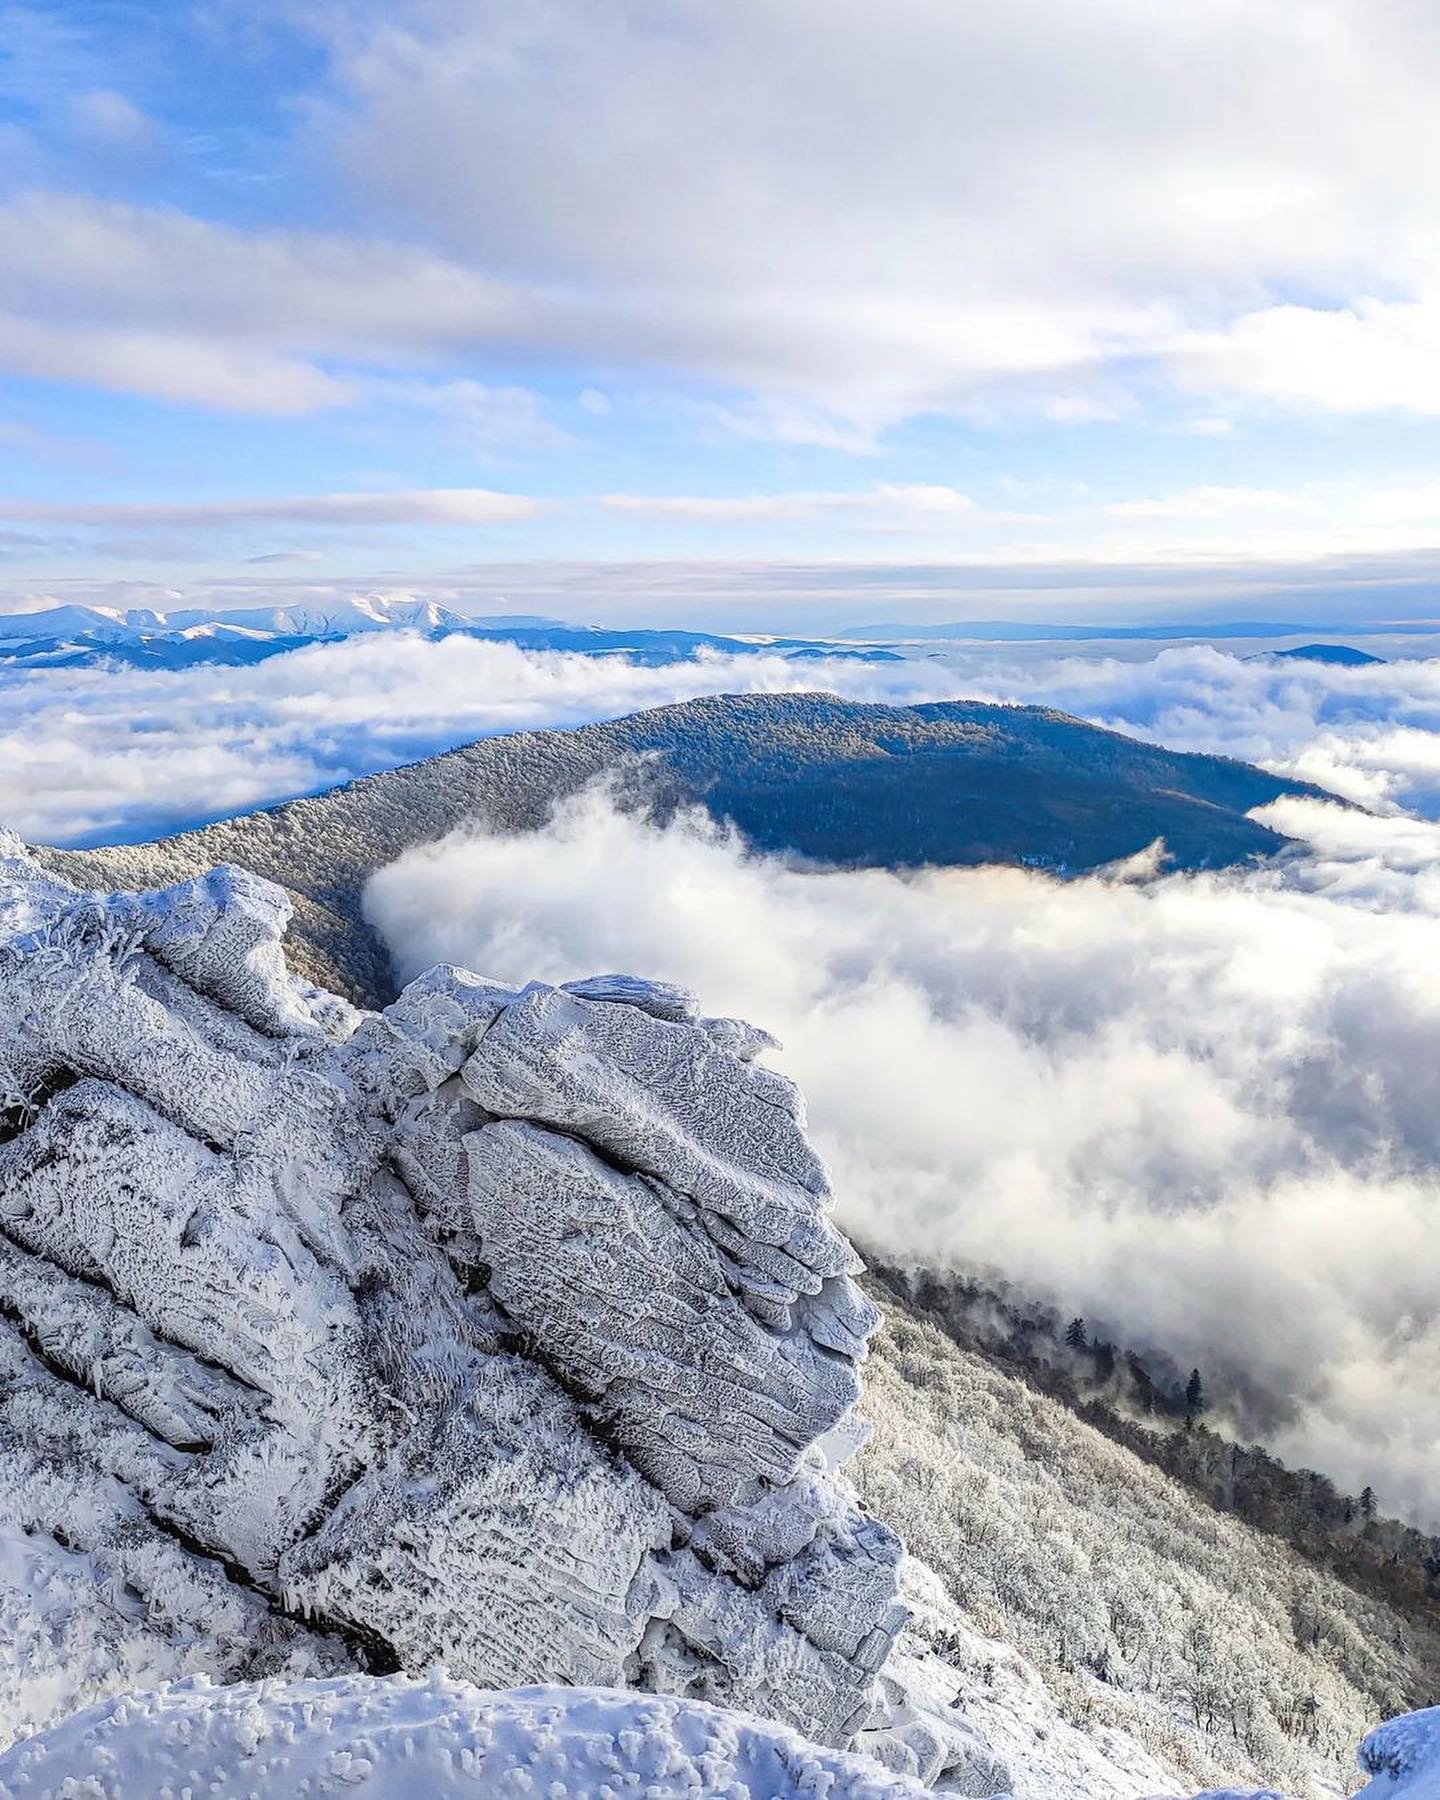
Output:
[871,1263,1440,1656]
[33,693,1328,1005]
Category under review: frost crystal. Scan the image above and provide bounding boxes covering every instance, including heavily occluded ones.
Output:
[0,843,905,1751]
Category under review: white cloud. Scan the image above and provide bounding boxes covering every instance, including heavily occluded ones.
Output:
[0,488,549,531]
[0,191,537,415]
[5,3,1440,425]
[301,0,1440,421]
[599,485,1039,529]
[0,310,349,416]
[940,643,1440,816]
[1180,297,1440,415]
[364,785,1440,1525]
[67,88,153,147]
[1105,486,1303,523]
[362,378,571,454]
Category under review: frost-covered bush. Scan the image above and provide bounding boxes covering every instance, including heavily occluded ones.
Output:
[857,1306,1430,1797]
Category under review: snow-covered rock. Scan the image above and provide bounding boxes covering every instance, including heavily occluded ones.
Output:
[0,840,908,1759]
[1356,1705,1440,1797]
[0,1674,936,1798]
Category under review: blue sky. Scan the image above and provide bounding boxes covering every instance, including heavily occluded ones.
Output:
[5,0,1440,627]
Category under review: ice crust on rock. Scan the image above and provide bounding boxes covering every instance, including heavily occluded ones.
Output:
[0,841,905,1755]
[0,1673,936,1799]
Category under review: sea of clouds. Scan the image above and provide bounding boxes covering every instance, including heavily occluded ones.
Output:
[10,631,1440,845]
[0,636,960,845]
[365,786,1440,1524]
[9,631,1440,1522]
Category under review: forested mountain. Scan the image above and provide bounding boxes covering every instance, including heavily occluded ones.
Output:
[871,1263,1440,1654]
[33,693,1327,1006]
[856,1297,1439,1797]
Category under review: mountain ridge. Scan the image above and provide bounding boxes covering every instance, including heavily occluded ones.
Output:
[29,692,1332,1006]
[0,598,898,672]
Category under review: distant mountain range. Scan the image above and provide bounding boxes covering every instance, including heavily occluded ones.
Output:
[37,691,1331,1005]
[3,597,1423,668]
[0,597,900,671]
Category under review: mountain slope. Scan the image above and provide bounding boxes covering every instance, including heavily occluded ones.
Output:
[857,1296,1437,1798]
[32,692,1328,1005]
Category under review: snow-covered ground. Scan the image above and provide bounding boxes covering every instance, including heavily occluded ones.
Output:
[0,1676,934,1799]
[1,1674,1435,1799]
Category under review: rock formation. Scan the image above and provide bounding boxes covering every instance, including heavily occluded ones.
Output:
[0,836,909,1760]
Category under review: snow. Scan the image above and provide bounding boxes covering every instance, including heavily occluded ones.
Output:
[0,843,928,1767]
[1355,1706,1440,1797]
[5,1670,1434,1799]
[0,597,471,644]
[0,1674,936,1798]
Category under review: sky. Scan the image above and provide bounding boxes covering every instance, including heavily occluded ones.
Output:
[5,1,1440,627]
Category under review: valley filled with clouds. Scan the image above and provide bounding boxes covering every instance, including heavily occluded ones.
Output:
[367,775,1440,1528]
[13,629,1440,843]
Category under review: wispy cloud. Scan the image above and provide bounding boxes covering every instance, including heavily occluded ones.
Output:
[599,485,1042,529]
[0,489,551,530]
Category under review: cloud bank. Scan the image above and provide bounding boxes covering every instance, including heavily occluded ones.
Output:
[13,632,1440,848]
[942,643,1440,815]
[13,2,1440,426]
[0,636,959,845]
[364,789,1440,1526]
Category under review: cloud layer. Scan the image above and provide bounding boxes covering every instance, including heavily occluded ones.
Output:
[365,787,1440,1526]
[11,2,1440,427]
[0,636,960,845]
[941,642,1440,814]
[14,631,1440,847]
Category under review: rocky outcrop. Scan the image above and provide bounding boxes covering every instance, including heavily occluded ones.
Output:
[0,837,907,1758]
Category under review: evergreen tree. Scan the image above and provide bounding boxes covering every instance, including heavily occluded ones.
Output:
[1065,1316,1087,1350]
[1186,1368,1205,1417]
[1128,1353,1157,1414]
[1360,1486,1377,1519]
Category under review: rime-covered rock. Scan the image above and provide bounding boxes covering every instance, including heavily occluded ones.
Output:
[0,843,906,1758]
